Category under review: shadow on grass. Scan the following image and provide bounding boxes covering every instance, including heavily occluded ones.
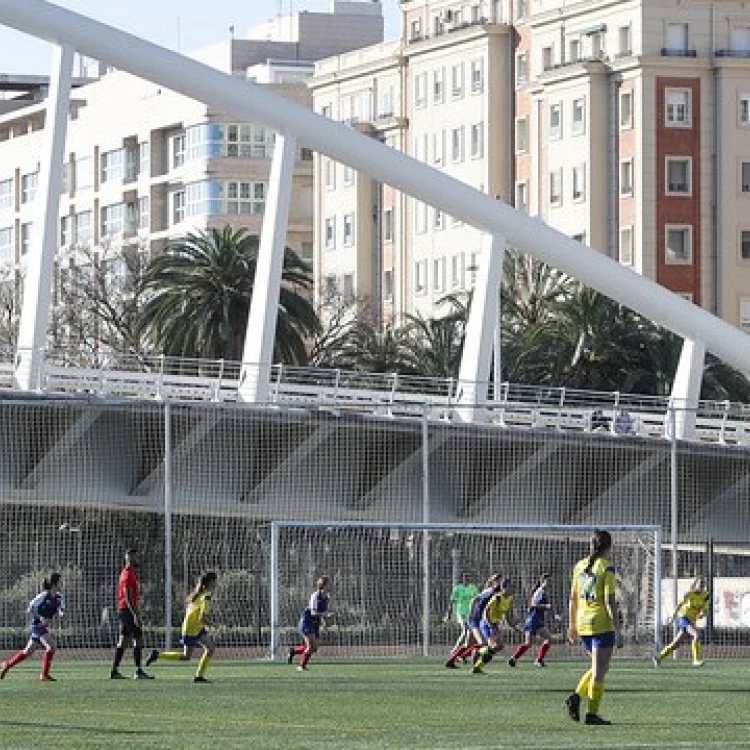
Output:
[0,720,154,737]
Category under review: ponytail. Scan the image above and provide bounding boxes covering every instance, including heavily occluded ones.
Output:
[188,571,217,603]
[585,530,612,574]
[43,572,61,590]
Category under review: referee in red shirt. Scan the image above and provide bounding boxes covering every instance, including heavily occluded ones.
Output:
[110,549,154,680]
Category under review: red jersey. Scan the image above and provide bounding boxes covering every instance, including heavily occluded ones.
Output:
[117,565,138,611]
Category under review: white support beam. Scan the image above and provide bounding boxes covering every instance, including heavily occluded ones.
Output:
[668,338,705,440]
[4,2,750,383]
[455,234,506,421]
[14,43,74,391]
[238,134,296,403]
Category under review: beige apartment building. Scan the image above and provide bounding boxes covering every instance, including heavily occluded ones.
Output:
[311,0,750,332]
[0,1,384,345]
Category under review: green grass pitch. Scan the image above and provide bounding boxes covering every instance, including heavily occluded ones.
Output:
[0,657,747,748]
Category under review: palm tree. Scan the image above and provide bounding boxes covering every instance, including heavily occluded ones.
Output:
[137,227,318,363]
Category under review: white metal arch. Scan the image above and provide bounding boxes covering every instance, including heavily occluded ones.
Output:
[0,0,746,429]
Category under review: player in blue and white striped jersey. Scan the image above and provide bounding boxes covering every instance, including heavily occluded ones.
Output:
[288,576,332,671]
[508,573,554,667]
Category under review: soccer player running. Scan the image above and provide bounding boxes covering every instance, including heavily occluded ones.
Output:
[566,529,622,726]
[508,573,553,668]
[110,548,154,680]
[146,571,217,683]
[288,575,332,671]
[653,576,710,667]
[444,572,502,668]
[443,572,479,664]
[472,578,520,674]
[1,572,65,682]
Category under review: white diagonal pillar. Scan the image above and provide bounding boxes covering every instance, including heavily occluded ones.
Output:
[454,233,506,422]
[238,133,296,403]
[14,43,74,391]
[668,338,705,440]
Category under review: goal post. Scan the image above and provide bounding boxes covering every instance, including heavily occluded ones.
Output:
[267,521,662,660]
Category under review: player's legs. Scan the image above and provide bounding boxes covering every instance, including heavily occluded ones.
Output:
[1,638,40,678]
[686,623,704,665]
[510,631,534,665]
[38,633,57,680]
[586,642,614,722]
[445,625,480,666]
[299,633,318,670]
[656,629,687,663]
[111,609,134,677]
[535,628,552,665]
[194,633,215,682]
[473,626,500,672]
[154,644,194,663]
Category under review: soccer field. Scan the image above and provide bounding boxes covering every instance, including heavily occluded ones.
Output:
[0,657,747,748]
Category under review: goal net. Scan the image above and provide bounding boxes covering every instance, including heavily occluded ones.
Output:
[267,521,662,660]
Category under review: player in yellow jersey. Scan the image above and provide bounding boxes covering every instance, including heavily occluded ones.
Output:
[146,571,217,683]
[653,576,710,667]
[565,530,622,726]
[472,579,520,674]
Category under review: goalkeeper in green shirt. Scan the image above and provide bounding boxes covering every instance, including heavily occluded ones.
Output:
[444,573,479,667]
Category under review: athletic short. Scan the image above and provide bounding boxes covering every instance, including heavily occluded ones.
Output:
[479,622,500,641]
[118,608,143,639]
[180,629,207,647]
[676,617,694,631]
[580,631,616,651]
[524,613,544,634]
[30,621,49,641]
[299,612,320,637]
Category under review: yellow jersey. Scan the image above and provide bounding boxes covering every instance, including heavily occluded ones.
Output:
[182,590,211,637]
[484,593,514,625]
[571,556,616,636]
[677,590,710,624]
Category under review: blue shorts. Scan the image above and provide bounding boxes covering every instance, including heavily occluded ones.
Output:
[524,614,544,634]
[299,613,320,637]
[180,629,207,647]
[676,617,694,632]
[479,622,500,641]
[580,632,616,651]
[30,622,49,641]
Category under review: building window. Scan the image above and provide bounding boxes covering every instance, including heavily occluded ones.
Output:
[433,68,445,103]
[517,0,528,18]
[171,134,186,169]
[664,22,689,54]
[666,157,692,195]
[572,98,585,136]
[325,159,335,189]
[542,46,553,71]
[21,172,37,204]
[665,224,693,264]
[516,53,527,85]
[75,211,92,245]
[741,229,750,260]
[665,88,691,127]
[549,103,562,140]
[21,222,32,256]
[620,160,634,196]
[324,217,335,249]
[740,94,750,126]
[620,91,634,129]
[573,164,586,202]
[0,226,12,261]
[618,25,632,56]
[451,63,464,98]
[139,142,150,177]
[100,148,124,184]
[741,162,750,193]
[433,257,445,292]
[550,168,563,206]
[470,59,484,92]
[383,269,394,300]
[414,72,427,107]
[451,254,463,288]
[138,197,150,230]
[343,214,355,247]
[515,117,528,153]
[380,209,393,243]
[0,178,12,209]
[74,155,93,192]
[516,181,528,213]
[619,226,633,265]
[415,259,427,294]
[409,19,422,41]
[415,201,428,233]
[60,215,71,247]
[451,127,464,162]
[741,298,750,333]
[589,31,604,58]
[434,208,445,230]
[342,273,355,303]
[569,38,581,63]
[101,202,125,236]
[433,130,445,165]
[471,123,484,158]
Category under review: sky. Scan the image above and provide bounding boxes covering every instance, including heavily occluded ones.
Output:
[0,0,401,75]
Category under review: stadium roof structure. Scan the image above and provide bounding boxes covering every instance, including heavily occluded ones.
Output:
[0,0,748,439]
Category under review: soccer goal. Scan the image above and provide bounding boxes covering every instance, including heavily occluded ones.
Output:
[267,521,662,660]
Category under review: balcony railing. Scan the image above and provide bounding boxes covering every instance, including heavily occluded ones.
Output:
[715,49,750,59]
[661,48,697,57]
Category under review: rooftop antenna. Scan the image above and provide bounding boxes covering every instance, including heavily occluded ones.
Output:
[229,24,235,40]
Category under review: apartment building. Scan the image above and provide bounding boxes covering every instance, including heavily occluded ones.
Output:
[0,1,384,341]
[311,0,750,332]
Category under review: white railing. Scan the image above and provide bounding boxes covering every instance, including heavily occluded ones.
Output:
[1,349,750,445]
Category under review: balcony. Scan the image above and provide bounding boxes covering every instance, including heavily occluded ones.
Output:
[715,49,750,59]
[661,48,697,58]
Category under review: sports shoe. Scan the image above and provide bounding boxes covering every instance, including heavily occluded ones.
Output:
[134,670,155,680]
[692,660,705,667]
[565,693,581,722]
[287,647,295,665]
[40,675,56,682]
[534,658,546,667]
[297,665,308,672]
[444,661,459,669]
[507,657,517,667]
[584,713,612,725]
[110,670,126,680]
[471,665,485,675]
[145,649,159,667]
[0,661,8,679]
[193,675,211,683]
[652,655,660,668]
